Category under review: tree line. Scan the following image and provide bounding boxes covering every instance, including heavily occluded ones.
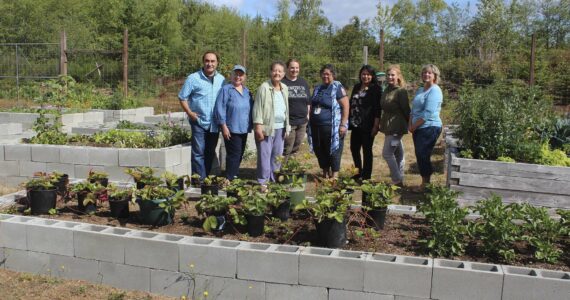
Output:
[0,0,568,103]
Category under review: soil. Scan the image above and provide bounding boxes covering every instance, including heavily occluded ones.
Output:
[7,192,569,272]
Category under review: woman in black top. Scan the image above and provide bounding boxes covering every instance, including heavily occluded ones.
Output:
[349,65,382,180]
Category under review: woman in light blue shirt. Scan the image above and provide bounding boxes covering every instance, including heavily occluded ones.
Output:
[409,64,443,191]
[214,65,253,180]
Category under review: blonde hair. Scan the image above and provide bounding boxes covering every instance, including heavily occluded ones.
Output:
[421,64,441,84]
[386,64,406,87]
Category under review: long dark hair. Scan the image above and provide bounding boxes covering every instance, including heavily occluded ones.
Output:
[359,65,378,86]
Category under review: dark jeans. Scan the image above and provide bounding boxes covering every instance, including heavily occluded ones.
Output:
[350,128,375,180]
[311,125,344,173]
[412,126,442,178]
[224,133,248,180]
[190,123,219,179]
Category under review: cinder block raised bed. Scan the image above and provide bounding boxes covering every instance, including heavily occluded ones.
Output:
[1,214,569,299]
[444,126,570,210]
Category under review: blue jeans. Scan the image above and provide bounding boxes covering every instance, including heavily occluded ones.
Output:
[190,123,219,179]
[224,133,248,180]
[412,126,441,178]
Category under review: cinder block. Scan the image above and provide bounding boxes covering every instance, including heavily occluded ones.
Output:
[49,253,100,282]
[0,112,10,123]
[89,147,119,166]
[180,147,191,163]
[103,166,131,183]
[74,165,105,179]
[4,144,31,161]
[432,259,504,300]
[265,283,328,300]
[394,297,430,300]
[150,147,181,168]
[364,253,432,298]
[0,161,20,176]
[150,269,195,298]
[172,163,190,176]
[45,163,75,178]
[329,289,394,300]
[60,146,89,164]
[299,247,366,290]
[26,219,78,256]
[125,231,182,271]
[0,176,28,187]
[74,225,128,263]
[0,216,35,249]
[31,145,60,163]
[237,243,300,284]
[19,161,47,177]
[194,275,266,300]
[10,112,40,123]
[119,149,150,167]
[0,145,4,160]
[179,237,240,278]
[100,261,151,292]
[61,113,81,125]
[3,248,50,274]
[83,112,104,123]
[502,266,570,300]
[4,123,23,135]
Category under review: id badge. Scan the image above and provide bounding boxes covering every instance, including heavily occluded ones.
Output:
[314,107,321,115]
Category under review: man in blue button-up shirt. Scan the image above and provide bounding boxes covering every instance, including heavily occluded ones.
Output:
[178,51,225,180]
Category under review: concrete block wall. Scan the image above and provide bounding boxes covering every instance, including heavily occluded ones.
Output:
[0,143,191,187]
[0,111,104,132]
[2,214,569,299]
[92,107,155,123]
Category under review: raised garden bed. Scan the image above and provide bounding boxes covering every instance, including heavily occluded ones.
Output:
[445,126,570,210]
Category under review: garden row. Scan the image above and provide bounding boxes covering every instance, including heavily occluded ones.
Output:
[1,213,569,300]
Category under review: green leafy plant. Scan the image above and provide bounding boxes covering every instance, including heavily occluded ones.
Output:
[225,178,249,197]
[135,185,186,215]
[87,170,108,181]
[519,204,564,263]
[336,167,359,190]
[23,175,56,190]
[107,184,134,201]
[195,194,237,216]
[277,153,312,175]
[360,181,399,209]
[125,167,161,187]
[115,120,149,130]
[468,195,522,262]
[192,174,226,187]
[228,185,267,225]
[70,181,107,207]
[266,182,290,208]
[419,185,469,257]
[161,171,189,189]
[295,189,353,223]
[556,208,570,237]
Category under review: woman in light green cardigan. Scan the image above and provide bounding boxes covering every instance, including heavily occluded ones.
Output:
[252,61,290,185]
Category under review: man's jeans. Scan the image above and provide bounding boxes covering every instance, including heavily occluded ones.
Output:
[191,123,219,179]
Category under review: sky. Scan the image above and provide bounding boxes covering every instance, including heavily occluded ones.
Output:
[204,0,476,28]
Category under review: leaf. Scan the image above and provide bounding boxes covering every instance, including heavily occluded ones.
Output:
[202,216,218,232]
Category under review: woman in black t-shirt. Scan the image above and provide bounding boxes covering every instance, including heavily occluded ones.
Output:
[348,65,382,180]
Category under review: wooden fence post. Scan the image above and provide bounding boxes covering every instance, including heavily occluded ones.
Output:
[529,33,536,86]
[123,29,128,97]
[242,29,247,67]
[363,46,368,65]
[60,31,67,76]
[379,29,384,71]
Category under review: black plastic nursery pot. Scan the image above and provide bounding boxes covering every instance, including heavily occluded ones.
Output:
[135,181,146,190]
[201,185,219,195]
[89,178,109,187]
[206,210,228,231]
[245,214,265,237]
[366,208,388,230]
[28,189,57,215]
[315,218,347,248]
[109,197,130,219]
[77,191,97,214]
[55,174,69,196]
[272,200,291,221]
[137,198,174,226]
[167,178,185,192]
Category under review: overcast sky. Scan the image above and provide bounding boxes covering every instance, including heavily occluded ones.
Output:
[204,0,476,28]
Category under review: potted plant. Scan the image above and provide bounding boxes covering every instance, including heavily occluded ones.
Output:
[49,171,69,196]
[360,181,398,230]
[196,193,237,232]
[88,170,109,187]
[134,185,186,226]
[192,174,225,195]
[229,185,268,237]
[225,178,249,199]
[295,189,354,248]
[107,184,133,219]
[161,171,189,192]
[267,182,291,221]
[336,167,359,193]
[125,167,161,189]
[276,154,311,206]
[23,174,57,215]
[70,181,107,214]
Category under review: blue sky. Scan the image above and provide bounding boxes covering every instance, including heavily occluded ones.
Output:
[204,0,476,28]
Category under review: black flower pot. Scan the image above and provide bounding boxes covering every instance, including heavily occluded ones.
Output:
[366,208,387,230]
[206,210,227,231]
[90,178,109,187]
[77,191,97,214]
[137,198,174,226]
[28,189,57,215]
[135,181,146,190]
[55,174,69,196]
[201,185,219,195]
[109,197,130,219]
[315,218,347,248]
[245,214,265,237]
[272,200,291,221]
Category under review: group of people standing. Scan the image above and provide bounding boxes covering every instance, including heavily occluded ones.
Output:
[179,51,443,191]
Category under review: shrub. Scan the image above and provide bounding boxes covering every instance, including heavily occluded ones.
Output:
[520,204,565,263]
[454,82,554,163]
[419,185,469,257]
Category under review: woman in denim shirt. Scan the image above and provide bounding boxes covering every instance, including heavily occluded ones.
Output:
[409,64,443,191]
[214,65,253,180]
